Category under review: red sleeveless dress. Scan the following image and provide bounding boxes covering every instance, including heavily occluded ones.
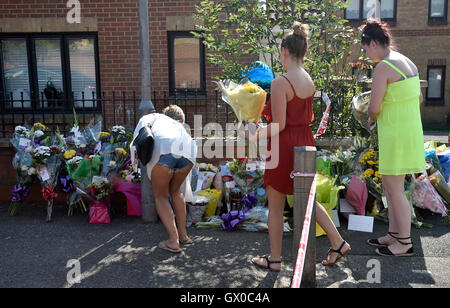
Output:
[262,76,315,195]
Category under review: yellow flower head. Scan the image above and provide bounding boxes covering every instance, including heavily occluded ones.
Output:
[64,150,77,160]
[375,171,382,179]
[362,168,374,178]
[33,122,46,131]
[242,82,261,94]
[99,132,110,139]
[367,160,376,165]
[115,148,127,156]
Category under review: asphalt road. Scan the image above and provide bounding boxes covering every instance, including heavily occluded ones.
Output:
[0,201,449,288]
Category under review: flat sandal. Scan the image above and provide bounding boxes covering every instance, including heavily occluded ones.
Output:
[322,241,351,266]
[251,256,282,272]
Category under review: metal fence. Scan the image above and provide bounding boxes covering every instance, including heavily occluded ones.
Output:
[0,90,238,139]
[0,89,356,140]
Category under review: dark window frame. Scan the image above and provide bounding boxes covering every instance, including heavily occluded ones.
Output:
[426,65,446,105]
[345,0,397,22]
[167,31,206,97]
[0,33,101,114]
[428,0,448,22]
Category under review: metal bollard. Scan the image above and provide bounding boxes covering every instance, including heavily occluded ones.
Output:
[293,146,317,288]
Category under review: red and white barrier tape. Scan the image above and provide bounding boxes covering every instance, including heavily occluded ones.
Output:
[291,173,317,288]
[314,92,332,138]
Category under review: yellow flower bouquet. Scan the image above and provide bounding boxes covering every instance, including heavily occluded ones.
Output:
[358,148,383,197]
[215,80,267,123]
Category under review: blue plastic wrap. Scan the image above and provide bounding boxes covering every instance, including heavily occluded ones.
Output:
[437,151,450,182]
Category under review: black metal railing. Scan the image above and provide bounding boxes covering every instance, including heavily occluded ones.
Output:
[0,89,356,140]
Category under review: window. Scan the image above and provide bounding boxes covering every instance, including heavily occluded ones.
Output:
[429,0,448,22]
[426,66,446,104]
[0,34,100,112]
[168,32,205,95]
[345,0,397,21]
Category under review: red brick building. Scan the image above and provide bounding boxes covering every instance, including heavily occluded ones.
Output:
[0,0,230,134]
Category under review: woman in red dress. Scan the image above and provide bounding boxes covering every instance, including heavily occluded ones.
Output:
[249,23,351,272]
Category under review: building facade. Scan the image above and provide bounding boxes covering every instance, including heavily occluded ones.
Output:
[0,0,448,130]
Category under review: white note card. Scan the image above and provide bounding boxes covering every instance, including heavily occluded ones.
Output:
[39,168,50,182]
[340,199,357,213]
[332,210,340,228]
[19,138,30,147]
[348,215,374,233]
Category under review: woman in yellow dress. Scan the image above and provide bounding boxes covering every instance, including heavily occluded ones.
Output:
[363,19,426,257]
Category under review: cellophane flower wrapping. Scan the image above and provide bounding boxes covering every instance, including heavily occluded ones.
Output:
[9,126,35,215]
[100,125,131,178]
[34,147,63,222]
[215,80,267,123]
[412,171,449,219]
[352,91,377,141]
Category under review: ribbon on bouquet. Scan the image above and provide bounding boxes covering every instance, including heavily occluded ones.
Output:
[314,92,332,138]
[42,186,58,200]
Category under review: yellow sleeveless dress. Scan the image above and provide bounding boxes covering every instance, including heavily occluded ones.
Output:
[377,60,426,175]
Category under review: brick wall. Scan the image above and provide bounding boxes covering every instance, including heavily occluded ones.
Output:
[0,0,237,128]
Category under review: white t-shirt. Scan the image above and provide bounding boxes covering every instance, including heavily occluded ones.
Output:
[131,113,197,202]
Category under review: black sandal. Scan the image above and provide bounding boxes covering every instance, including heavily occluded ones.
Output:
[376,234,414,257]
[322,241,351,266]
[367,232,398,248]
[251,256,282,272]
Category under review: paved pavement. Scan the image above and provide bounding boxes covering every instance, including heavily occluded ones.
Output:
[0,201,449,288]
[423,131,449,145]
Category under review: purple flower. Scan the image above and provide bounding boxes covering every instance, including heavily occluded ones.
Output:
[60,176,74,193]
[11,184,31,203]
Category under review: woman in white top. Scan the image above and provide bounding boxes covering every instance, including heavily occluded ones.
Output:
[132,105,197,253]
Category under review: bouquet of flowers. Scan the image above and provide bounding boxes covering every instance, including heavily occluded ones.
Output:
[101,146,129,178]
[62,149,87,216]
[115,160,142,216]
[358,148,383,198]
[215,80,267,123]
[32,143,63,222]
[120,161,141,183]
[9,125,35,215]
[87,178,112,224]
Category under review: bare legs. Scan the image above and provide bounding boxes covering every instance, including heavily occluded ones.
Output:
[252,185,350,270]
[150,163,193,250]
[316,201,350,265]
[378,174,413,254]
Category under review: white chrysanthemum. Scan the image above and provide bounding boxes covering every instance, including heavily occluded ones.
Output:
[111,126,126,135]
[28,168,36,176]
[109,160,117,168]
[34,130,44,138]
[15,126,30,137]
[67,156,83,165]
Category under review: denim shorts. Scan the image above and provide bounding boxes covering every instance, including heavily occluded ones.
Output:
[157,154,193,171]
